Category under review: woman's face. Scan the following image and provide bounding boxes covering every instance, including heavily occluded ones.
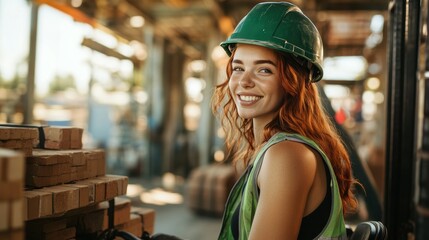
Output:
[229,44,284,125]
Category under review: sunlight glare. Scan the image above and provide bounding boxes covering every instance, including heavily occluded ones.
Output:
[140,188,184,206]
[126,184,145,197]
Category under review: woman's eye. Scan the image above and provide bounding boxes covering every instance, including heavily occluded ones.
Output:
[232,66,244,72]
[260,68,272,74]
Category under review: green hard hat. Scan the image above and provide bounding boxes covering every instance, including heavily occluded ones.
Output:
[221,2,324,82]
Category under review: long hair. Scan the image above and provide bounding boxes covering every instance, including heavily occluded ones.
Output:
[211,49,358,214]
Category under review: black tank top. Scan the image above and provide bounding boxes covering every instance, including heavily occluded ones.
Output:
[231,163,332,239]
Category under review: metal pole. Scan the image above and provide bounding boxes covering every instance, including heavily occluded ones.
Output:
[385,0,420,238]
[24,3,39,124]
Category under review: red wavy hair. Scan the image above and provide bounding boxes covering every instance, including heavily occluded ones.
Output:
[211,49,358,214]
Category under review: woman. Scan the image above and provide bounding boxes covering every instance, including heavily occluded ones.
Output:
[212,2,358,239]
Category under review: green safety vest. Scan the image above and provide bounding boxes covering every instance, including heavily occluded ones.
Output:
[218,132,348,240]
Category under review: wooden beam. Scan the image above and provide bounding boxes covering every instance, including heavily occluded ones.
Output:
[81,38,138,63]
[34,0,96,26]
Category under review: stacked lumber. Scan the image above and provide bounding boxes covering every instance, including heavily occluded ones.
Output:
[0,148,25,240]
[0,125,156,240]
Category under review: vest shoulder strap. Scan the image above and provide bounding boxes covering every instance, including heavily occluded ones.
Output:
[245,132,347,239]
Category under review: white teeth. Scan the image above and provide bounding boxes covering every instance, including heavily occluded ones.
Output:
[239,95,261,102]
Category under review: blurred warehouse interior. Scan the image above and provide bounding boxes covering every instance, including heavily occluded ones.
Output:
[0,0,390,235]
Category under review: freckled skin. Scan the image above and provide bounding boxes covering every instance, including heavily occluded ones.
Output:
[228,44,284,130]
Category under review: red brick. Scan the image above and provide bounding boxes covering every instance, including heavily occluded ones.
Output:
[115,213,142,238]
[28,150,63,165]
[70,128,83,142]
[73,181,95,205]
[26,162,71,177]
[24,190,41,220]
[76,178,106,203]
[43,127,71,142]
[98,175,128,196]
[0,128,11,140]
[131,207,156,235]
[38,186,76,214]
[30,190,53,218]
[0,180,24,200]
[101,197,131,228]
[0,201,9,231]
[69,184,90,207]
[10,199,24,229]
[44,140,70,150]
[2,149,24,181]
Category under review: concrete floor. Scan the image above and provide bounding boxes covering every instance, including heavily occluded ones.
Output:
[126,177,223,240]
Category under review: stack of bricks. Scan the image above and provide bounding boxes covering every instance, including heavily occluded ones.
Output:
[26,149,106,188]
[0,125,155,240]
[25,197,155,240]
[43,127,83,150]
[100,198,156,238]
[0,148,25,240]
[0,126,38,156]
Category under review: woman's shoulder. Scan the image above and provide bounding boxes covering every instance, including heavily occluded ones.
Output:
[260,139,318,180]
[265,137,317,163]
[257,136,319,210]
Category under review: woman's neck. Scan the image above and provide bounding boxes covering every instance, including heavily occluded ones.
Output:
[252,112,279,145]
[253,123,265,146]
[253,120,281,146]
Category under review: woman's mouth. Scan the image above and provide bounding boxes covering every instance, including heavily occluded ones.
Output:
[238,95,262,103]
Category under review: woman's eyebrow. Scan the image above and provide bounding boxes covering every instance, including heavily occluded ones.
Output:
[254,60,277,66]
[232,59,277,66]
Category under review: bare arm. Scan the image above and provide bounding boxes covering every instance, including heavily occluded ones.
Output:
[248,140,318,239]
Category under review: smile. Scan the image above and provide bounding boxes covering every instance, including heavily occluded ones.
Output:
[239,95,262,102]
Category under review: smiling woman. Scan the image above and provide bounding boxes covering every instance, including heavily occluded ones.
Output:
[212,2,358,240]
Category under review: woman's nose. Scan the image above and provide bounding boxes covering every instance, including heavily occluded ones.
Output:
[239,72,255,88]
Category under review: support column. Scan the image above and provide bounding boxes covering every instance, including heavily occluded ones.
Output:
[384,0,420,238]
[24,3,39,124]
